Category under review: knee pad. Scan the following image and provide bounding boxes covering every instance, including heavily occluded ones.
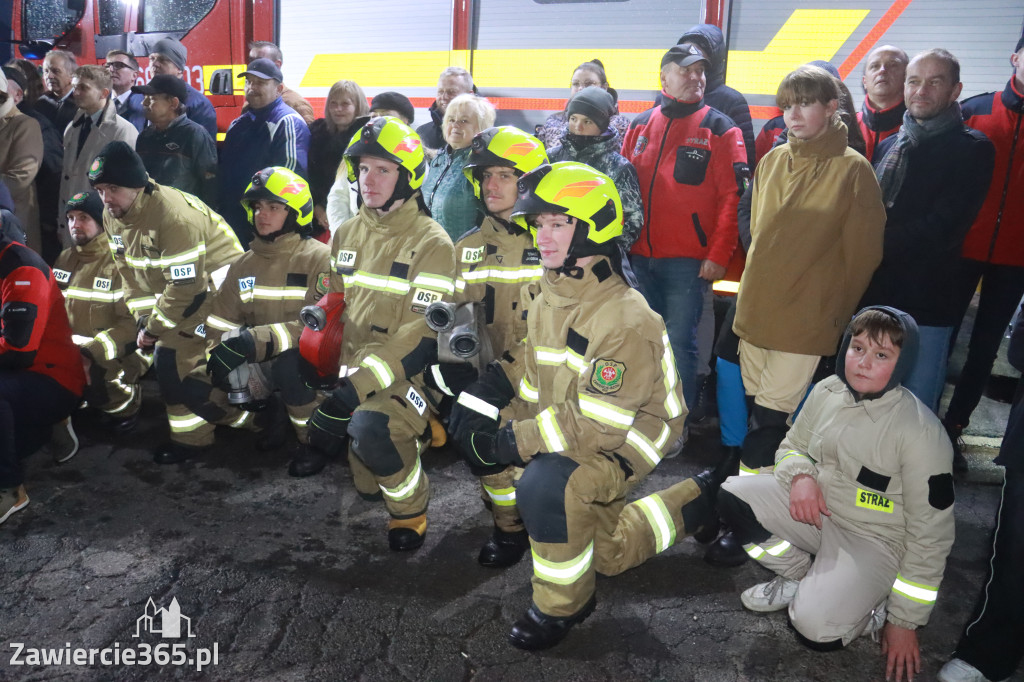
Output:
[348,410,404,477]
[517,453,579,544]
[718,488,771,545]
[270,349,316,406]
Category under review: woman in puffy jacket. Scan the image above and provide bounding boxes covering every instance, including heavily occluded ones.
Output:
[547,86,642,249]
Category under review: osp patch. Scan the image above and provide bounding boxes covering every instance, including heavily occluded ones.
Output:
[591,359,625,394]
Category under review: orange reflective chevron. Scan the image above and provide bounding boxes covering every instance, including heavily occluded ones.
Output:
[506,141,540,156]
[279,180,307,195]
[553,179,605,201]
[393,136,422,154]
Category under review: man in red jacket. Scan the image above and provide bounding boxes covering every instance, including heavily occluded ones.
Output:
[0,229,85,525]
[621,43,749,433]
[857,45,909,161]
[943,35,1024,473]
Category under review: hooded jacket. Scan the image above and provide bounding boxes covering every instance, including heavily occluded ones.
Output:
[774,308,954,629]
[548,130,644,249]
[676,24,756,169]
[734,118,886,356]
[959,78,1024,266]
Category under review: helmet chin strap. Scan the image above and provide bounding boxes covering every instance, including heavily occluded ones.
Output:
[254,212,299,242]
[377,170,414,213]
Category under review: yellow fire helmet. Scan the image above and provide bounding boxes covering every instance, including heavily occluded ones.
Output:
[343,116,427,189]
[241,166,314,228]
[511,161,623,253]
[462,126,549,200]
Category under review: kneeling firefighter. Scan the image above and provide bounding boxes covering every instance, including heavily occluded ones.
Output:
[203,166,332,467]
[303,117,457,551]
[449,161,724,650]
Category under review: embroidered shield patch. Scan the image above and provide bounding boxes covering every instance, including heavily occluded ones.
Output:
[315,272,330,295]
[591,359,626,394]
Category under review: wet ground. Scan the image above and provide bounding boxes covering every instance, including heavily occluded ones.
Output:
[1,301,1021,681]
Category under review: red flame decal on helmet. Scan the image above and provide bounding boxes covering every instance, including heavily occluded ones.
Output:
[279,180,307,195]
[393,137,421,154]
[553,179,603,201]
[506,141,538,156]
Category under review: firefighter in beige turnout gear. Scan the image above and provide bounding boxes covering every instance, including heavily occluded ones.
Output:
[305,117,455,551]
[54,191,151,429]
[88,141,244,463]
[450,162,721,651]
[424,126,548,568]
[203,167,331,467]
[719,307,956,681]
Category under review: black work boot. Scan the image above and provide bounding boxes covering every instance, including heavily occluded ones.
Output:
[388,514,427,551]
[288,445,328,478]
[254,396,290,452]
[153,442,208,465]
[478,528,530,568]
[713,445,743,485]
[687,470,722,544]
[704,530,748,567]
[508,595,596,651]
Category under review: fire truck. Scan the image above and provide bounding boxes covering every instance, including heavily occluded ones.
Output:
[6,0,1022,135]
[4,0,1022,289]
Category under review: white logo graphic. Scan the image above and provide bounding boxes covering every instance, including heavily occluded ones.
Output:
[133,597,195,639]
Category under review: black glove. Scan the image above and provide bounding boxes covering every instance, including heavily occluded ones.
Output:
[299,354,339,390]
[207,330,256,386]
[448,362,515,438]
[492,422,525,467]
[307,380,359,455]
[423,362,479,397]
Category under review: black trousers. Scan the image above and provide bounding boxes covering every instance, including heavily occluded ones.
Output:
[0,370,81,488]
[946,259,1024,428]
[953,466,1024,681]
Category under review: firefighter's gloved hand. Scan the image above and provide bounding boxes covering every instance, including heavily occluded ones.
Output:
[423,362,479,397]
[492,421,526,467]
[207,330,255,386]
[307,380,359,454]
[448,363,515,438]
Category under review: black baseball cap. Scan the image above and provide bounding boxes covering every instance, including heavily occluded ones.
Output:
[662,43,710,69]
[238,58,283,82]
[131,74,189,101]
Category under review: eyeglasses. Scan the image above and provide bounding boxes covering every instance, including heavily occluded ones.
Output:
[104,62,134,72]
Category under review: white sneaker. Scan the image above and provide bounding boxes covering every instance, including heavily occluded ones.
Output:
[937,658,1005,682]
[740,575,799,612]
[45,417,79,464]
[0,485,29,525]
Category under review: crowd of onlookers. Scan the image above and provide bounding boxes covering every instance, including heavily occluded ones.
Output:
[0,25,1022,681]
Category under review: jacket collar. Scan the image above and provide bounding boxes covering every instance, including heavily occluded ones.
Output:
[1001,78,1024,113]
[860,97,906,132]
[74,233,111,260]
[357,191,427,235]
[660,94,705,120]
[541,255,616,307]
[250,230,301,255]
[788,118,849,159]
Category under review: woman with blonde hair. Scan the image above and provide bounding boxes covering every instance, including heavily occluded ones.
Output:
[423,93,495,241]
[309,80,369,236]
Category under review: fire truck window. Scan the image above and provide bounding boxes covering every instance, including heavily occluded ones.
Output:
[98,0,127,36]
[140,0,216,33]
[23,0,83,41]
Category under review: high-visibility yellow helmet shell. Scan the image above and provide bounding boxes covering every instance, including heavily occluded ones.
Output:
[343,116,426,189]
[462,126,549,200]
[241,166,313,227]
[511,161,623,249]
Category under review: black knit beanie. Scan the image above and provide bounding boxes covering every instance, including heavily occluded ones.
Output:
[567,86,615,133]
[88,141,149,188]
[66,191,105,225]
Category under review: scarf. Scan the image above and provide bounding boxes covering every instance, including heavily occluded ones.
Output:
[875,101,963,207]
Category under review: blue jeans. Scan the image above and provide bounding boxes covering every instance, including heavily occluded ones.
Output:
[716,358,747,447]
[903,325,953,413]
[632,255,706,419]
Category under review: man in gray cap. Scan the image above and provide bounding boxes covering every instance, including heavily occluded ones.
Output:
[148,37,217,139]
[218,58,310,247]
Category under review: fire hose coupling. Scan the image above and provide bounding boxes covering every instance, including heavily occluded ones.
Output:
[426,301,494,368]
